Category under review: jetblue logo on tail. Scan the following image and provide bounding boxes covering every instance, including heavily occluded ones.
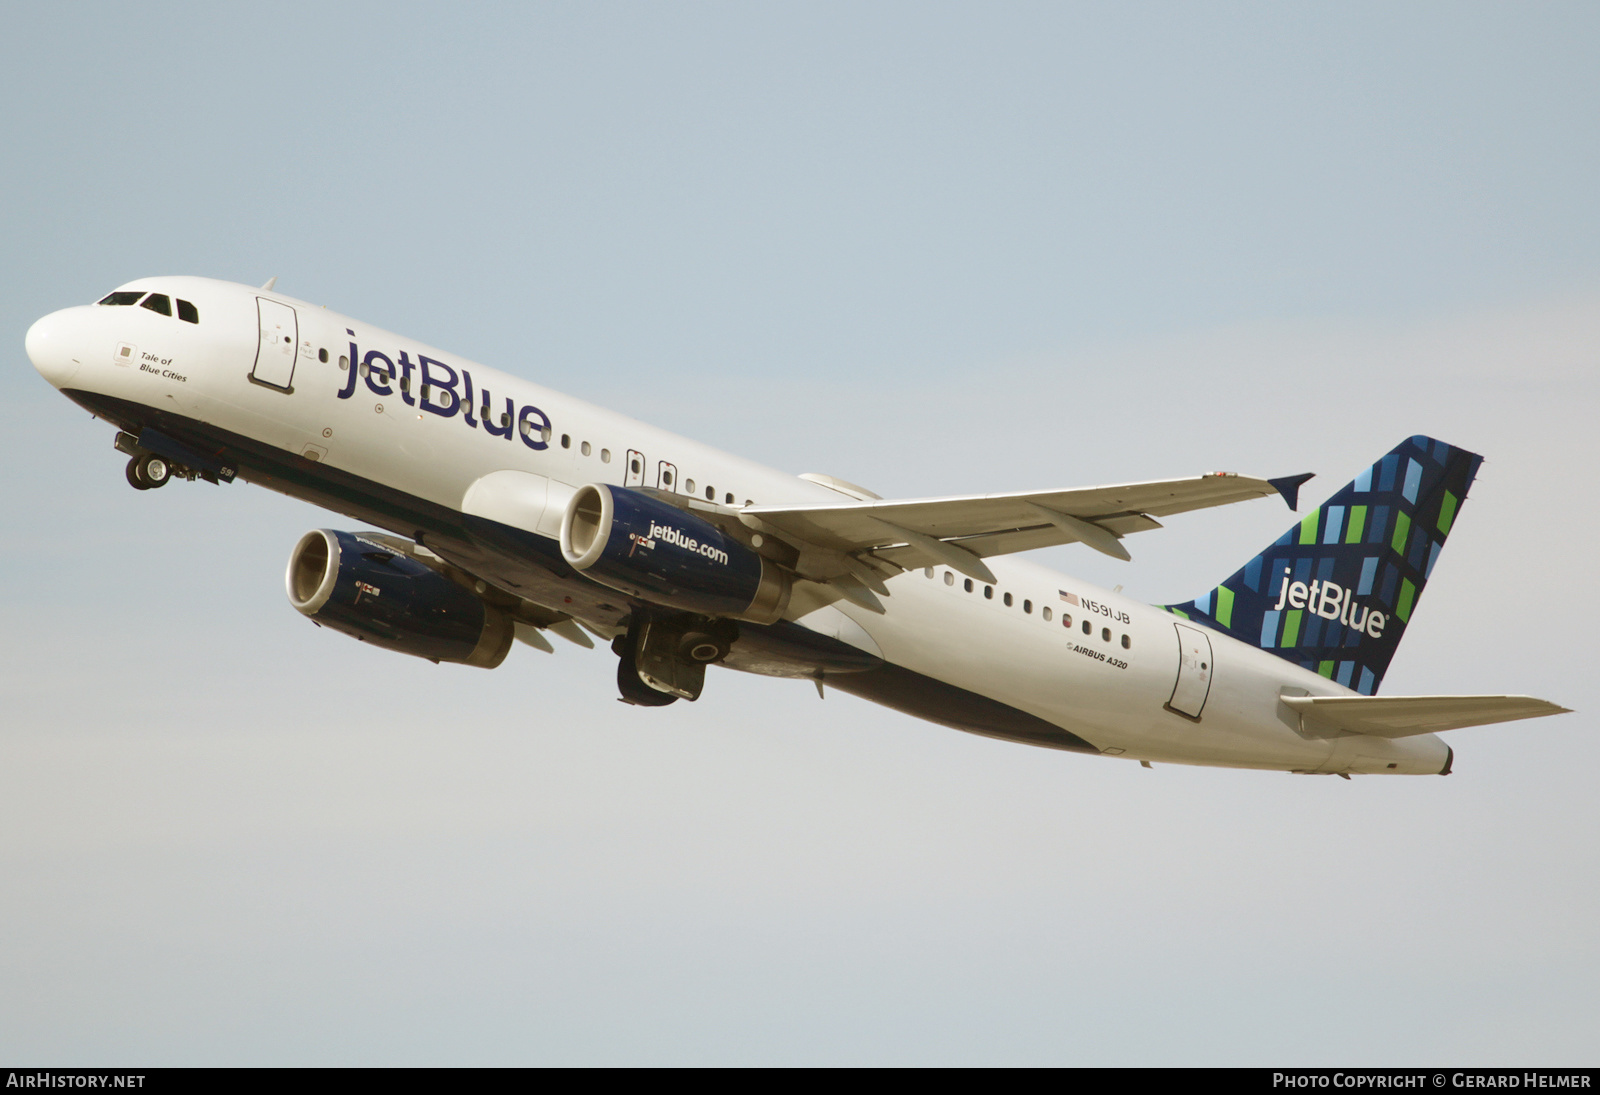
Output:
[1269,570,1387,638]
[1166,436,1482,695]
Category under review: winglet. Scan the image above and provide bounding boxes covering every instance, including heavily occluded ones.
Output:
[260,276,278,291]
[1268,472,1315,511]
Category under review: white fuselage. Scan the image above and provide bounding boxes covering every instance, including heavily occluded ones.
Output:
[25,276,1451,775]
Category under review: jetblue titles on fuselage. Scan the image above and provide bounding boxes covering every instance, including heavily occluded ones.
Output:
[336,334,553,452]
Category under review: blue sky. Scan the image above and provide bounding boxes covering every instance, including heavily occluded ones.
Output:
[3,3,1597,1064]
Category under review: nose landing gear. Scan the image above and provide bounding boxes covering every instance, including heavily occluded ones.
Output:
[124,453,171,490]
[116,431,207,491]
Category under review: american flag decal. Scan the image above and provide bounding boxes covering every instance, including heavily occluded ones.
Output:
[1059,590,1079,606]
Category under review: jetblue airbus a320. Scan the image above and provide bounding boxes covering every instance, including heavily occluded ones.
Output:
[25,277,1569,776]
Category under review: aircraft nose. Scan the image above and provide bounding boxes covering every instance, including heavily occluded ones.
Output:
[25,308,84,388]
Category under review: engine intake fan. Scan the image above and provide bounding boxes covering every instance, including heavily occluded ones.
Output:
[560,484,790,624]
[287,529,513,668]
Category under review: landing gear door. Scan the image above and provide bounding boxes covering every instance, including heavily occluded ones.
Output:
[1166,622,1214,720]
[252,298,298,391]
[625,450,646,487]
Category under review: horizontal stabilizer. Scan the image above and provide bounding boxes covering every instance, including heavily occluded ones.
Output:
[1280,694,1571,739]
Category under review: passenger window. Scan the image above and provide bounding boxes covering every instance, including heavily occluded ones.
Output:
[1042,606,1052,621]
[1082,620,1091,635]
[725,492,734,504]
[924,567,934,578]
[581,441,591,456]
[1102,627,1111,641]
[176,299,200,323]
[984,586,993,600]
[1121,634,1131,649]
[630,458,641,475]
[561,434,571,449]
[338,355,350,371]
[601,449,611,463]
[98,291,144,306]
[964,579,973,593]
[1024,599,1032,614]
[705,485,715,500]
[686,479,696,493]
[318,347,328,363]
[1003,592,1013,607]
[1062,613,1071,627]
[140,294,172,316]
[944,572,954,586]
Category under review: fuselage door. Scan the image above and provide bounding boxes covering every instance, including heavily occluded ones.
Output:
[1166,622,1214,720]
[625,450,646,487]
[252,297,299,391]
[656,460,678,491]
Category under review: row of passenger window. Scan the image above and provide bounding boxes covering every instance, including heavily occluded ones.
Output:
[925,567,1132,649]
[555,438,746,504]
[98,291,199,324]
[559,434,614,464]
[550,435,748,505]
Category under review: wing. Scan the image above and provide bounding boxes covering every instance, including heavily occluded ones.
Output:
[1279,694,1571,739]
[744,473,1288,577]
[724,471,1303,612]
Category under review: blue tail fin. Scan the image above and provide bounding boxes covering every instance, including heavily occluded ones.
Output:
[1164,436,1483,694]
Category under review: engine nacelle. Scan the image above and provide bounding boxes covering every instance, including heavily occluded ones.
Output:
[286,529,513,668]
[560,484,790,624]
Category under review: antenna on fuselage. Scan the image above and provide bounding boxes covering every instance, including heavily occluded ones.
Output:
[260,276,278,291]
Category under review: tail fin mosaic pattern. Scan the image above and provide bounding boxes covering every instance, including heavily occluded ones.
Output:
[1164,436,1482,695]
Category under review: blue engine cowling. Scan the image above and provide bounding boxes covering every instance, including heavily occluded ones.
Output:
[286,529,513,668]
[560,484,791,624]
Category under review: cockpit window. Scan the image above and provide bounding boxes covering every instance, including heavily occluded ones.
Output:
[176,299,199,324]
[98,291,144,306]
[140,294,172,316]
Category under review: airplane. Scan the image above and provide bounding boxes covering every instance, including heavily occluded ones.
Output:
[23,275,1570,776]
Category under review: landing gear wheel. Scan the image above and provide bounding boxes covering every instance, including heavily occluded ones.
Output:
[617,650,678,706]
[614,649,678,710]
[139,454,171,488]
[125,456,150,490]
[680,631,728,663]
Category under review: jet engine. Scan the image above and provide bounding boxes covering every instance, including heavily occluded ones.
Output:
[286,529,513,667]
[560,484,790,624]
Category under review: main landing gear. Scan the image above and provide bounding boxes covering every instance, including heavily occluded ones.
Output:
[115,431,210,491]
[613,612,738,706]
[124,452,172,490]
